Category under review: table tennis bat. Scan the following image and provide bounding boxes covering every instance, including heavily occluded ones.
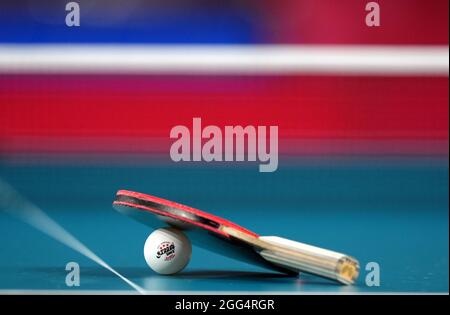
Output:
[113,189,359,284]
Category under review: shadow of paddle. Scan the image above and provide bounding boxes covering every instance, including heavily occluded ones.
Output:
[25,266,341,286]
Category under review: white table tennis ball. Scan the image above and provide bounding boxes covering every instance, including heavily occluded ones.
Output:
[144,227,192,275]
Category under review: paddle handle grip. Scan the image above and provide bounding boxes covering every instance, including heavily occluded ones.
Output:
[259,236,360,285]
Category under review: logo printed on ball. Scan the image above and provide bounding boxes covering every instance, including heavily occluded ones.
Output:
[156,241,176,261]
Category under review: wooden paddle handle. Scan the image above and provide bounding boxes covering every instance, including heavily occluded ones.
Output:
[259,236,360,285]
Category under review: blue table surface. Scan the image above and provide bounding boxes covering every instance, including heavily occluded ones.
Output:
[0,162,448,293]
